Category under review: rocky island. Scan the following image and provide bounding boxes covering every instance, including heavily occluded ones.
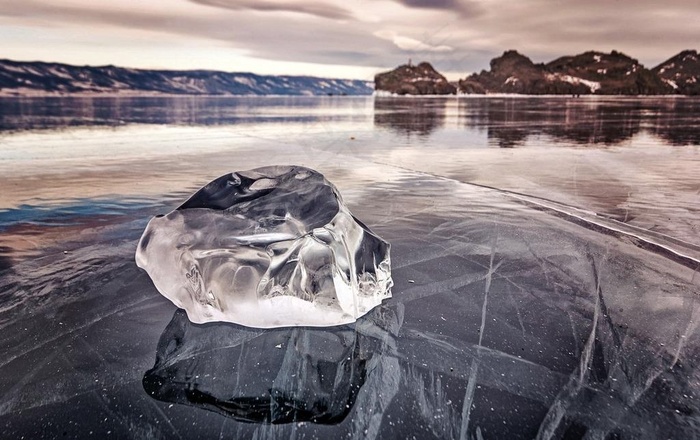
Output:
[376,50,700,96]
[374,61,456,95]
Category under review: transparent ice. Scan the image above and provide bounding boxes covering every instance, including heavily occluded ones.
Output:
[135,165,393,328]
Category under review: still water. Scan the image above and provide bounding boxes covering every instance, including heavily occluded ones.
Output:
[0,96,699,439]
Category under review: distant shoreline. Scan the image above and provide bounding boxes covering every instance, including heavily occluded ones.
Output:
[0,90,372,98]
[1,90,692,99]
[0,58,373,97]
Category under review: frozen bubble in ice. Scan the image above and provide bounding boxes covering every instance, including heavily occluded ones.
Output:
[135,165,392,328]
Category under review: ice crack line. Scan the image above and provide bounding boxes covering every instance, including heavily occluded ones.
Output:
[460,224,501,440]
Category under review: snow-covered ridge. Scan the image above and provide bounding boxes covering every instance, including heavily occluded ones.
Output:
[0,59,374,96]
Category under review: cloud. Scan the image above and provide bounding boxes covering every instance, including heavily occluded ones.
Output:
[391,0,481,16]
[392,36,454,53]
[188,0,352,20]
[1,0,699,78]
[0,1,373,60]
[396,0,460,9]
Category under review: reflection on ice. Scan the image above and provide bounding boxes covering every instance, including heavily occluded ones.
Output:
[371,96,700,147]
[373,98,447,137]
[142,304,403,424]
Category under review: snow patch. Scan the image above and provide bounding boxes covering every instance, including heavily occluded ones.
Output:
[546,73,600,93]
[663,79,679,89]
[504,76,519,85]
[593,55,602,62]
[410,76,441,82]
[597,69,607,74]
[0,64,29,74]
[48,68,73,79]
[233,76,256,87]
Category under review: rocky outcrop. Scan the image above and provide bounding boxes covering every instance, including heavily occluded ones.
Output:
[458,50,673,95]
[0,59,373,96]
[374,62,456,95]
[652,50,700,95]
[458,50,589,95]
[546,51,671,95]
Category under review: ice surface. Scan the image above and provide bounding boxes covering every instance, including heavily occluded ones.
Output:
[135,165,392,328]
[143,304,403,424]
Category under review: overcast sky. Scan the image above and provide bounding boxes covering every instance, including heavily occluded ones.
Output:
[0,0,698,80]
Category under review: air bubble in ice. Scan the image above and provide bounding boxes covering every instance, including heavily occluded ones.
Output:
[135,165,392,328]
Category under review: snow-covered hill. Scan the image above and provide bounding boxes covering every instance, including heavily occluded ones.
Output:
[652,50,700,95]
[0,59,373,96]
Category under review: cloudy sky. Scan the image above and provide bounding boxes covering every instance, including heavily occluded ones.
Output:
[0,0,698,80]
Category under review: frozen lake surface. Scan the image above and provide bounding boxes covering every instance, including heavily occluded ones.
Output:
[0,96,699,439]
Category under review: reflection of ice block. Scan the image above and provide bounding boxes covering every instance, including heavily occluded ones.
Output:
[135,165,392,328]
[142,305,403,424]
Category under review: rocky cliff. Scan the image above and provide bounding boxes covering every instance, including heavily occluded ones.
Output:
[458,50,673,95]
[374,62,456,95]
[0,59,373,96]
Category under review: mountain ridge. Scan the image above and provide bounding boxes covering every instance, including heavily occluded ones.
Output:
[0,59,373,96]
[457,50,677,95]
[377,50,700,95]
[3,50,700,97]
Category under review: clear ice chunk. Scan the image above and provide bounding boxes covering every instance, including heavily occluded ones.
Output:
[135,165,393,328]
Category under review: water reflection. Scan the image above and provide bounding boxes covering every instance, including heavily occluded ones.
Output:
[463,98,642,147]
[143,304,403,424]
[4,96,700,147]
[466,97,700,147]
[0,96,369,131]
[371,97,700,147]
[373,98,447,137]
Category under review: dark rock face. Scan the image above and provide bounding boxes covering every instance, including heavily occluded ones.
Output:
[374,62,456,95]
[459,50,675,95]
[546,51,672,95]
[652,50,700,95]
[458,50,586,95]
[0,59,373,96]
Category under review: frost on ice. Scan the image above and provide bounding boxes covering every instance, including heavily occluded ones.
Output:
[135,165,393,328]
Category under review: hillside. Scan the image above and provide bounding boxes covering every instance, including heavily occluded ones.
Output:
[458,50,673,95]
[652,50,700,95]
[0,59,373,96]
